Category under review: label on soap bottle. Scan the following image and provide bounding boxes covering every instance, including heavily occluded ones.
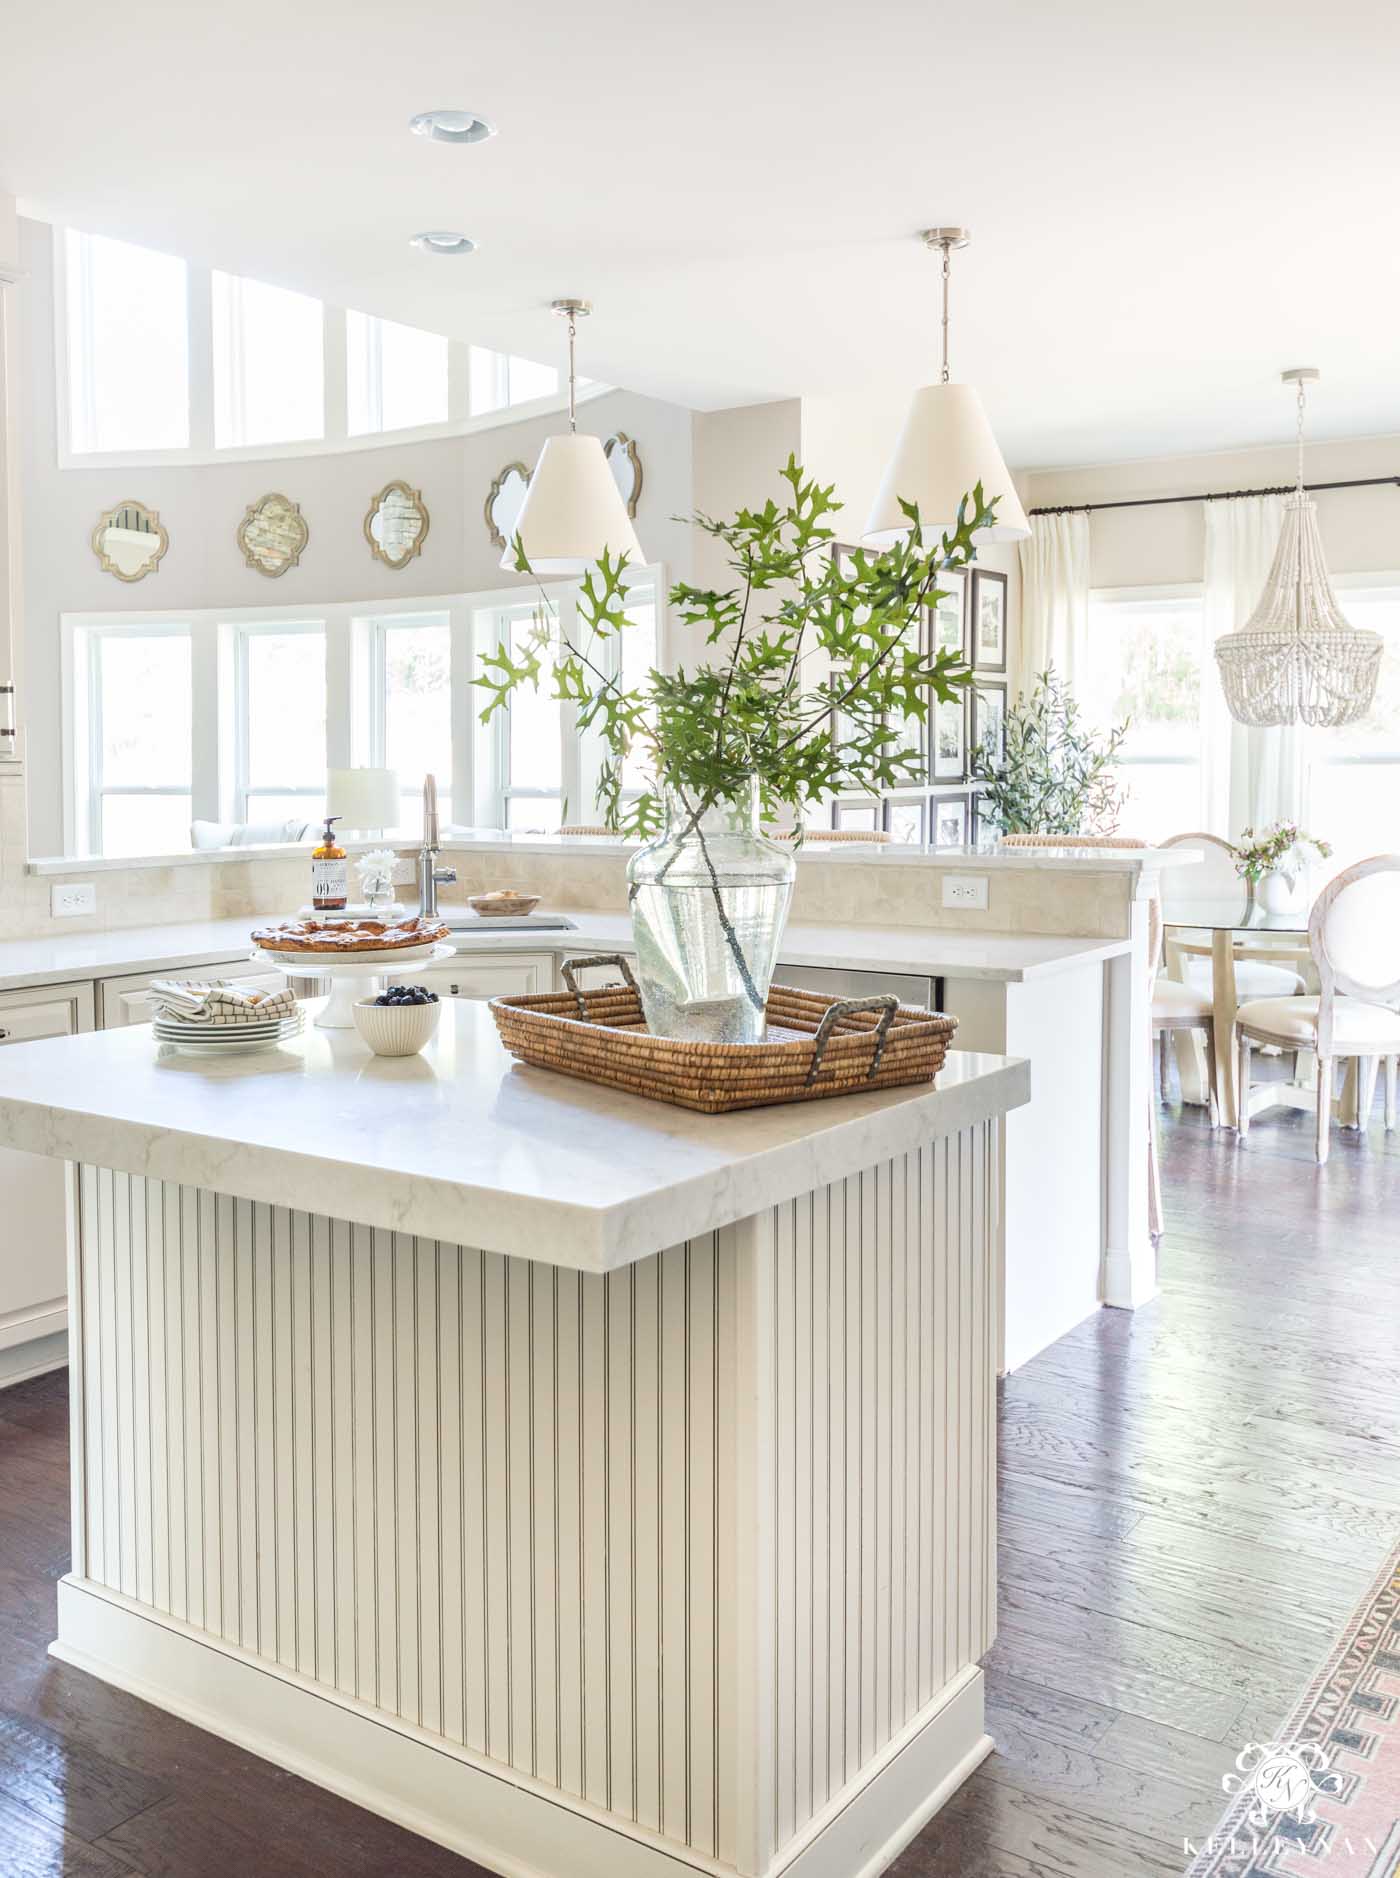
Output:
[312,858,348,910]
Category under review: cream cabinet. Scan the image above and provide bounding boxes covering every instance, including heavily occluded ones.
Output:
[0,979,95,1384]
[392,953,549,1001]
[99,959,289,1028]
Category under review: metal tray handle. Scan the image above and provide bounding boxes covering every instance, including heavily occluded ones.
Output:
[806,993,900,1085]
[560,952,638,1020]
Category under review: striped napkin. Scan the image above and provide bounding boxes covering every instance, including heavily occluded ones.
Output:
[149,980,300,1027]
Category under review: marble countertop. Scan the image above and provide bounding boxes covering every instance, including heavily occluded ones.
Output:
[0,1003,1029,1270]
[0,911,1129,994]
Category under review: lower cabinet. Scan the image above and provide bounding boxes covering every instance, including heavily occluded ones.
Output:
[0,979,95,1385]
[392,954,550,1001]
[99,959,289,1027]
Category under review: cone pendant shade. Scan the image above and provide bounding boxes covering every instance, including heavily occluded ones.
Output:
[862,382,1030,548]
[501,433,643,575]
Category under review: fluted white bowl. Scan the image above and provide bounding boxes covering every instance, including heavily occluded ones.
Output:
[352,996,441,1057]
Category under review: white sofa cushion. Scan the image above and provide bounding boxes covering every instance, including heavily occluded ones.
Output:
[1236,995,1400,1047]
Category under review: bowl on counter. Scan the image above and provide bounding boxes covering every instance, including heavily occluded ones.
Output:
[352,995,442,1057]
[467,890,542,919]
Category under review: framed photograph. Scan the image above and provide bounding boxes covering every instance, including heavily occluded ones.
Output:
[932,694,967,782]
[931,793,969,849]
[970,681,1008,768]
[968,789,992,849]
[928,571,967,660]
[971,568,1008,672]
[832,798,882,834]
[884,798,926,845]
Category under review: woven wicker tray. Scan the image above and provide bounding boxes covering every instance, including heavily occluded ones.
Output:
[490,955,958,1114]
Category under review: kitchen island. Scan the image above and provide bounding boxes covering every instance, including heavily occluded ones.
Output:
[0,1004,1028,1878]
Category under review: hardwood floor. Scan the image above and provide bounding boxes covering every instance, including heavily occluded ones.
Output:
[1,1084,1396,1876]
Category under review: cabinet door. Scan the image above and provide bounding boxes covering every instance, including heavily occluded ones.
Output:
[0,980,95,1365]
[99,961,288,1028]
[393,954,548,1001]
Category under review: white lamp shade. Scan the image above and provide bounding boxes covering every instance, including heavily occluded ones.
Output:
[862,382,1030,549]
[327,766,400,830]
[502,432,644,575]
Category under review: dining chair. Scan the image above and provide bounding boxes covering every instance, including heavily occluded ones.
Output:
[1159,832,1309,1001]
[1236,855,1400,1163]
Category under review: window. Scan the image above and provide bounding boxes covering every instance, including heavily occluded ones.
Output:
[1087,589,1204,840]
[237,624,326,825]
[347,313,449,436]
[1309,582,1400,871]
[65,230,189,454]
[468,347,558,417]
[82,628,193,855]
[372,614,453,831]
[213,272,324,448]
[487,601,565,830]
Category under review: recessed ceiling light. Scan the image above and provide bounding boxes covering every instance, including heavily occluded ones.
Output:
[409,231,479,256]
[409,109,496,145]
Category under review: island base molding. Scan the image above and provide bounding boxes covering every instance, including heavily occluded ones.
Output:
[53,1579,990,1878]
[62,1143,999,1878]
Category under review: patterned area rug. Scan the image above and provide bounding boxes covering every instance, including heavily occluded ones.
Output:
[1185,1537,1400,1876]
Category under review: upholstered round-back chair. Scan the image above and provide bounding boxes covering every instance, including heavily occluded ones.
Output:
[1236,855,1400,1162]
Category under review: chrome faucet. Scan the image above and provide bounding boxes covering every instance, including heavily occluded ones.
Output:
[417,773,457,920]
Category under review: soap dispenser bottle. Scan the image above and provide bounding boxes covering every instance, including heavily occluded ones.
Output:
[311,815,348,912]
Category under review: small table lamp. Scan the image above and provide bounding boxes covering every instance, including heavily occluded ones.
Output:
[327,767,400,836]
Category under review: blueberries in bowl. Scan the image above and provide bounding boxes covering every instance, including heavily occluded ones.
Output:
[372,984,439,1007]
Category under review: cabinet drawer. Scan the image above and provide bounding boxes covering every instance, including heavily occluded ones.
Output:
[99,961,288,1028]
[392,954,548,1000]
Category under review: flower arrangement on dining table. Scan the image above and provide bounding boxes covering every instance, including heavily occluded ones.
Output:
[1232,821,1332,886]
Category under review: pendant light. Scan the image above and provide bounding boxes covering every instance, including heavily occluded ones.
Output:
[502,299,644,575]
[1214,370,1383,727]
[863,229,1030,550]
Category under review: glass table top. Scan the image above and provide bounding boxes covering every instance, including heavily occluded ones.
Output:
[1162,894,1311,934]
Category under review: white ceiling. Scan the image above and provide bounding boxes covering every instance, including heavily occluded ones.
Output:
[6,0,1400,468]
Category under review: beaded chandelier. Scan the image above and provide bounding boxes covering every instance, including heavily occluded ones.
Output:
[1214,370,1383,727]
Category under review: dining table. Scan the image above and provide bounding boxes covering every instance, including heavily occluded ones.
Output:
[1160,891,1360,1129]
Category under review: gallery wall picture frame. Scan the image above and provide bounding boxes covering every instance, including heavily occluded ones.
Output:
[883,798,927,845]
[970,680,1009,769]
[603,432,644,519]
[970,567,1008,672]
[91,500,168,582]
[932,693,967,783]
[931,791,970,849]
[484,461,532,551]
[928,569,968,662]
[237,492,308,577]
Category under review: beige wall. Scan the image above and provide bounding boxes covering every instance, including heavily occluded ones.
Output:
[1023,433,1400,591]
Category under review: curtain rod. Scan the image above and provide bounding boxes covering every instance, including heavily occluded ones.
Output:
[1028,474,1400,517]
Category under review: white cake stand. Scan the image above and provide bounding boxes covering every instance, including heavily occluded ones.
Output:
[253,941,456,1029]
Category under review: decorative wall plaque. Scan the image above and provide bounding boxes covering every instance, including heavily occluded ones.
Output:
[91,500,169,582]
[484,461,532,551]
[603,432,643,518]
[237,492,308,577]
[364,481,430,570]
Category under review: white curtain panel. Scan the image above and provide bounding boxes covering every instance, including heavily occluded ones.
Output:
[1016,510,1090,696]
[1202,494,1307,837]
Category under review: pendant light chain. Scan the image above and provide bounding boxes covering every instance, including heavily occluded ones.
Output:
[567,307,578,433]
[940,239,952,384]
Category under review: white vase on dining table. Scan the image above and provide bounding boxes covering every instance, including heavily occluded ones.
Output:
[1258,868,1307,916]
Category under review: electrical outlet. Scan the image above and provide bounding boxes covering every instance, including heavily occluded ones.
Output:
[942,874,989,911]
[50,882,97,918]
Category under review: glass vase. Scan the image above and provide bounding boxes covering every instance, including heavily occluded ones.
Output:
[626,780,796,1044]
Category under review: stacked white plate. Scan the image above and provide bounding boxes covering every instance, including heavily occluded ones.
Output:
[152,1011,305,1057]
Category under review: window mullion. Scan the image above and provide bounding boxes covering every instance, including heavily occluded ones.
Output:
[450,602,476,827]
[190,624,220,821]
